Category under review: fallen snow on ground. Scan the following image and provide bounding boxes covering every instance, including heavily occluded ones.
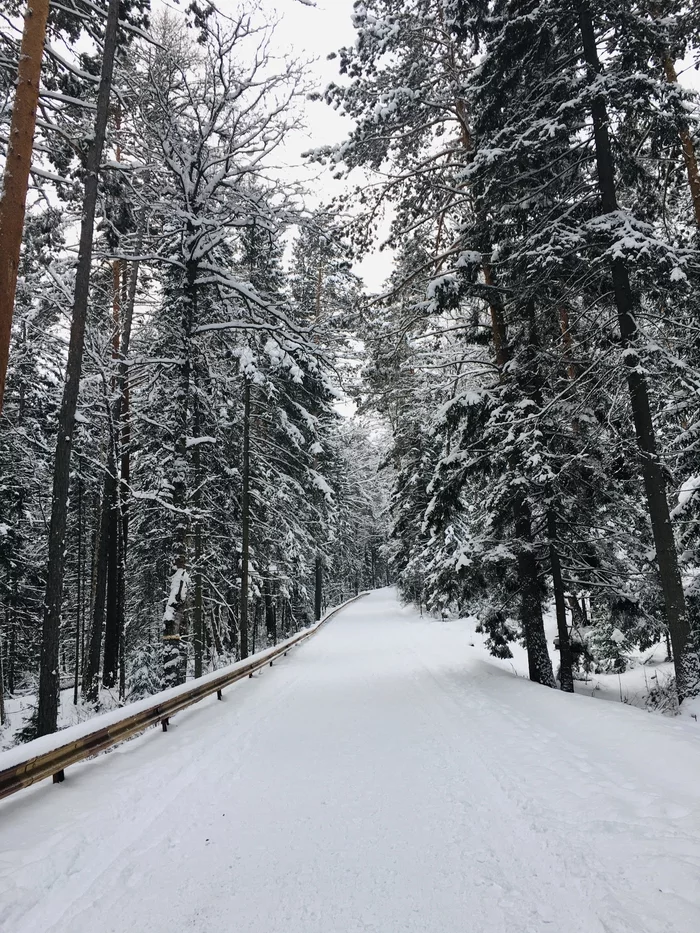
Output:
[451,603,683,716]
[1,588,699,933]
[1,684,124,754]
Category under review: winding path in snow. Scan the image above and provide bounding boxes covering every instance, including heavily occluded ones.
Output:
[1,588,699,933]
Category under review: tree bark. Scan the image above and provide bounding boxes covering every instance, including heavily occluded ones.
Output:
[162,258,195,688]
[0,628,5,726]
[485,279,555,686]
[482,262,510,371]
[117,252,141,697]
[661,56,700,229]
[452,63,553,686]
[548,509,574,692]
[0,0,51,416]
[264,578,276,645]
[578,0,699,700]
[226,585,238,657]
[558,306,579,383]
[73,467,83,706]
[103,260,122,689]
[83,463,116,702]
[37,0,122,734]
[514,496,556,687]
[86,256,140,697]
[193,384,204,678]
[567,595,586,629]
[314,554,323,622]
[7,601,16,695]
[102,476,120,688]
[240,377,251,660]
[251,597,260,654]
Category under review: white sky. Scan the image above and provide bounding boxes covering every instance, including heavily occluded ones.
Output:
[211,0,393,291]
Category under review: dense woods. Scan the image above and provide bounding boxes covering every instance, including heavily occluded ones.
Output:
[1,0,699,745]
[321,0,700,704]
[0,0,390,740]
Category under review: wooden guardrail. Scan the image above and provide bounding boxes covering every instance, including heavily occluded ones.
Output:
[0,593,367,801]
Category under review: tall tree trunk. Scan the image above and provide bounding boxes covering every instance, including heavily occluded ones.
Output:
[567,595,587,630]
[36,0,122,736]
[8,602,16,695]
[0,627,5,726]
[252,597,260,654]
[239,377,251,659]
[103,260,122,689]
[84,253,141,698]
[264,578,276,645]
[193,384,204,678]
[550,306,579,692]
[226,585,238,658]
[578,0,699,701]
[661,56,700,229]
[548,509,574,693]
[192,524,204,674]
[117,253,141,697]
[0,0,50,416]
[482,262,510,370]
[558,306,579,383]
[73,467,83,706]
[314,554,323,622]
[102,479,120,688]
[514,496,556,687]
[163,259,195,688]
[453,69,553,687]
[486,277,555,687]
[84,463,116,702]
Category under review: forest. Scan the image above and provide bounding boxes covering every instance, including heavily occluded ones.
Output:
[1,0,700,747]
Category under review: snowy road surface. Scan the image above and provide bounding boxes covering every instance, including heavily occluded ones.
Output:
[1,589,700,933]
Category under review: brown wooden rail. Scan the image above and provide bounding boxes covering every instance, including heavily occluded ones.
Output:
[0,593,366,801]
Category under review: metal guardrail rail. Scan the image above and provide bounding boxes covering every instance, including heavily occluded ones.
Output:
[0,593,366,801]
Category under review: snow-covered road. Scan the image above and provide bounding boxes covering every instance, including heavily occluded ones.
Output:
[1,588,699,933]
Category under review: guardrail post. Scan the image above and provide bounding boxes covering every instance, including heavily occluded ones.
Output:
[217,689,222,700]
[53,769,65,784]
[161,718,169,732]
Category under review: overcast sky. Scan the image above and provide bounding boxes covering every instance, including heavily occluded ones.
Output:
[211,0,394,291]
[267,0,393,291]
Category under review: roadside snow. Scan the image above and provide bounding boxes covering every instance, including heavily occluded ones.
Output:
[0,589,698,933]
[0,614,332,766]
[453,602,682,715]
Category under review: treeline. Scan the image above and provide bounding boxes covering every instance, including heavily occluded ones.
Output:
[322,0,700,703]
[0,2,389,739]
